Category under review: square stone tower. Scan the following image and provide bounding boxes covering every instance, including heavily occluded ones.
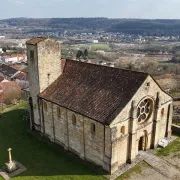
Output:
[26,37,61,131]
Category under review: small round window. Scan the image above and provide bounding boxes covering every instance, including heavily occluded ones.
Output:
[137,98,153,123]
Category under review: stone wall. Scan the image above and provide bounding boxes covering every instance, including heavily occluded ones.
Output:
[110,120,129,169]
[40,99,112,172]
[27,44,40,130]
[67,111,83,155]
[38,39,61,93]
[53,105,66,145]
[84,117,105,166]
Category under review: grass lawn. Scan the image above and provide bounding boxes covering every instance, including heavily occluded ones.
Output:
[117,161,149,180]
[90,44,111,51]
[173,123,180,126]
[155,135,180,156]
[73,43,111,52]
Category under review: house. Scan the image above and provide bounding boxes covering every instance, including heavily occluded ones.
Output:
[0,64,19,80]
[92,39,99,43]
[26,37,173,175]
[0,64,27,82]
[12,72,27,81]
[0,54,27,64]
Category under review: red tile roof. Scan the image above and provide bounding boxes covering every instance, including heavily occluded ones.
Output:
[39,60,148,125]
[26,37,48,45]
[2,54,26,59]
[13,72,27,81]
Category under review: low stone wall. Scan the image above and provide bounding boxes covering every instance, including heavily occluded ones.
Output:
[172,125,180,134]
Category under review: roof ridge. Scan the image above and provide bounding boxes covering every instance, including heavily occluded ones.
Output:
[65,59,149,76]
[26,37,48,45]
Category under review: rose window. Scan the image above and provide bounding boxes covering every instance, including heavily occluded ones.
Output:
[137,98,153,123]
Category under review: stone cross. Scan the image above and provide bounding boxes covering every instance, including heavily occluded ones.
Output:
[7,148,12,164]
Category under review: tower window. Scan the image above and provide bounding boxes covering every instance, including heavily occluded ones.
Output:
[121,126,125,135]
[91,123,96,135]
[72,114,76,128]
[30,50,34,59]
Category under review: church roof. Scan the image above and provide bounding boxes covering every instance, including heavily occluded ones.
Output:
[39,60,148,125]
[26,37,48,45]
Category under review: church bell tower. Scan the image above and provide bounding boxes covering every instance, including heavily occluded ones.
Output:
[26,37,61,131]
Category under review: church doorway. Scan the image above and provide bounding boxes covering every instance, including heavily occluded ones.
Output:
[138,136,144,150]
[138,131,148,151]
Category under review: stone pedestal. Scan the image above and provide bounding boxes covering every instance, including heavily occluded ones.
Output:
[5,161,18,173]
[0,161,27,180]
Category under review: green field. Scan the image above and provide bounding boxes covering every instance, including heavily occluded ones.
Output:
[72,43,111,52]
[90,44,111,51]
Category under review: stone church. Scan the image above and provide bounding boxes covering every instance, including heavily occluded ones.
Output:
[26,37,173,174]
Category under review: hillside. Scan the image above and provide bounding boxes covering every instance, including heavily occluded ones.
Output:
[1,18,180,35]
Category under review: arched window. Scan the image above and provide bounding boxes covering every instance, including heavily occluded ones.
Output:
[121,126,125,135]
[72,114,76,128]
[43,101,47,111]
[57,107,61,118]
[161,108,164,116]
[91,123,96,135]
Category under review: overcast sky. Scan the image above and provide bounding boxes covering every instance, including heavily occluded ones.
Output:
[1,0,180,19]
